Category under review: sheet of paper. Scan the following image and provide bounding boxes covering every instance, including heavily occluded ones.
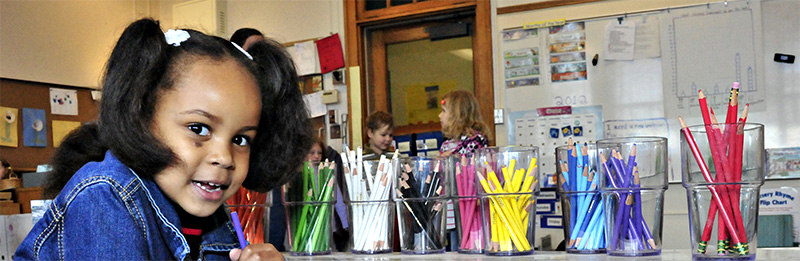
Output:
[604,20,636,61]
[22,108,47,147]
[316,34,345,74]
[52,120,81,147]
[303,91,326,118]
[293,40,318,76]
[1,107,19,147]
[634,15,660,59]
[49,88,78,115]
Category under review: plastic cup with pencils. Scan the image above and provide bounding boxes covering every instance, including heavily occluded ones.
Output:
[451,154,484,254]
[342,153,397,255]
[475,146,539,256]
[284,161,338,256]
[226,188,272,245]
[393,156,449,254]
[680,121,764,260]
[598,137,668,257]
[555,142,606,254]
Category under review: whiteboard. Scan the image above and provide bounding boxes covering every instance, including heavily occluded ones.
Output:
[497,0,800,182]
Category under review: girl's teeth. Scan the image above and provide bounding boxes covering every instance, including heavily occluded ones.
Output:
[194,181,222,192]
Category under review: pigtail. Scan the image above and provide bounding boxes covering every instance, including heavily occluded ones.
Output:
[242,40,313,192]
[99,18,174,177]
[42,123,107,198]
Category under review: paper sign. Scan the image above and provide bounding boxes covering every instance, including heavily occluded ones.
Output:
[303,91,326,118]
[22,108,47,147]
[52,120,81,147]
[1,107,18,147]
[293,40,318,76]
[49,88,78,115]
[604,20,636,60]
[316,34,345,74]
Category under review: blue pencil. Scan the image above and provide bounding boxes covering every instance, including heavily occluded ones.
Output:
[231,211,248,250]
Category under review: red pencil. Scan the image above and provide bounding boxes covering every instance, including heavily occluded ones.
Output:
[697,91,733,247]
[710,108,737,250]
[732,105,750,244]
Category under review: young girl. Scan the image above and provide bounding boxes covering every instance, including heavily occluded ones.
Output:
[438,90,491,157]
[364,111,394,157]
[306,139,325,162]
[16,19,312,260]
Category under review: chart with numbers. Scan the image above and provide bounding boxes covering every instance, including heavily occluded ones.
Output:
[508,105,603,187]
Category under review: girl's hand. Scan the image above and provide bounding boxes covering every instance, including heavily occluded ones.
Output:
[229,243,284,261]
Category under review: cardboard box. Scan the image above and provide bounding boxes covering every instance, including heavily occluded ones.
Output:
[0,202,20,215]
[14,187,42,214]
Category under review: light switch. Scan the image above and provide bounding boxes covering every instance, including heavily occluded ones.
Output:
[494,108,504,124]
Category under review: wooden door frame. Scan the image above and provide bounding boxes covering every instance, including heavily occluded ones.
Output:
[343,0,495,145]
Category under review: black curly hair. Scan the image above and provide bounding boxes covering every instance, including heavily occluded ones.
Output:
[43,18,312,198]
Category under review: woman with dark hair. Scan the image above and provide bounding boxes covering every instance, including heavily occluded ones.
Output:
[16,18,312,260]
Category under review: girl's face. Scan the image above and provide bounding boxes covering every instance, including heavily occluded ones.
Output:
[439,103,450,129]
[307,143,323,162]
[151,58,261,217]
[367,124,394,152]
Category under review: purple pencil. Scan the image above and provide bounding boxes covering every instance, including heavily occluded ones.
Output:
[633,166,656,249]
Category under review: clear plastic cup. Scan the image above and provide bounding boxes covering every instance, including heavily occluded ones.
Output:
[555,143,605,254]
[344,159,395,254]
[450,155,483,254]
[227,189,271,244]
[394,157,449,254]
[681,123,765,260]
[475,146,539,256]
[597,137,668,256]
[284,161,337,256]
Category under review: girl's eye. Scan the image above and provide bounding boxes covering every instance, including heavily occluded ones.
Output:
[233,136,251,147]
[188,124,210,136]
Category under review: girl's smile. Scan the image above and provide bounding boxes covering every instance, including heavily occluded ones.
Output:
[151,57,261,217]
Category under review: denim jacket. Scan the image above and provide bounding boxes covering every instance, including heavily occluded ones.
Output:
[15,151,239,260]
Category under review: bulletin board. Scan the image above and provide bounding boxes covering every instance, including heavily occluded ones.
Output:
[0,78,100,171]
[498,0,800,182]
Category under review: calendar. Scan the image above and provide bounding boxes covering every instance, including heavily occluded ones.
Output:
[508,105,603,187]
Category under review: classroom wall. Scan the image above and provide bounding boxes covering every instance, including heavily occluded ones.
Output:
[492,0,712,148]
[0,79,100,171]
[0,0,347,147]
[494,0,800,249]
[0,0,155,89]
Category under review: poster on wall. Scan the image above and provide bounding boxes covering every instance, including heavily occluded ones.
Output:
[548,22,588,82]
[508,105,604,187]
[1,107,18,147]
[49,88,78,115]
[502,28,541,89]
[316,33,345,74]
[22,108,47,147]
[52,120,81,147]
[767,147,800,179]
[503,47,541,88]
[405,80,456,125]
